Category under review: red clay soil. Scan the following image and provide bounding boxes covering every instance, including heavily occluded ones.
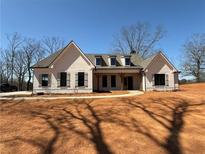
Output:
[0,83,204,154]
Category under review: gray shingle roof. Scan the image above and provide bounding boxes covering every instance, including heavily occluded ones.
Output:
[31,48,65,68]
[140,54,157,68]
[31,46,158,70]
[80,53,144,68]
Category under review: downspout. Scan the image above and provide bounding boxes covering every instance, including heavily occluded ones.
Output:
[92,69,94,92]
[31,68,34,95]
[142,70,147,92]
[173,72,175,90]
[145,73,147,91]
[144,72,147,91]
[92,67,96,92]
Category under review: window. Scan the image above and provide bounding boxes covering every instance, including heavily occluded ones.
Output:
[111,57,116,66]
[78,72,84,87]
[111,75,116,87]
[42,74,48,86]
[96,57,101,66]
[102,75,107,87]
[60,72,67,87]
[125,57,130,66]
[154,74,165,86]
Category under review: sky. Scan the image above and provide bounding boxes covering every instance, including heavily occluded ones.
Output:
[1,0,205,71]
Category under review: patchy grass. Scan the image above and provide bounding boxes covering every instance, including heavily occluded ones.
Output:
[0,83,204,154]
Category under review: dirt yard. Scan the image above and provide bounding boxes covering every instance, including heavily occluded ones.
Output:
[0,83,204,154]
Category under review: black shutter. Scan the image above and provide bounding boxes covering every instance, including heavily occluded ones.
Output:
[48,74,51,87]
[67,73,70,87]
[152,74,155,86]
[165,74,169,86]
[75,73,78,87]
[85,73,88,87]
[57,73,60,87]
[39,74,42,87]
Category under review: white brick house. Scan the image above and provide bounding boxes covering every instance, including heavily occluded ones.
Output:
[32,41,179,93]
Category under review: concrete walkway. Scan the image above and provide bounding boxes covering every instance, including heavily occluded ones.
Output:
[0,91,143,100]
[0,91,32,97]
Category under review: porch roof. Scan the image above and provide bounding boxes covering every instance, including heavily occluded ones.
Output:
[95,66,142,69]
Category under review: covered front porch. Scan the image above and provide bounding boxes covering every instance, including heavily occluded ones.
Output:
[93,68,143,91]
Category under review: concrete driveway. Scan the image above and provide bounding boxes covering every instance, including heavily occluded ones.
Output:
[0,91,32,97]
[0,90,143,100]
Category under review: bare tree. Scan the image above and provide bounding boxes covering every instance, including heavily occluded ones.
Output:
[1,33,64,90]
[14,50,27,90]
[23,39,43,90]
[0,48,5,84]
[113,22,164,58]
[181,33,205,82]
[6,33,23,84]
[42,36,65,54]
[1,49,12,83]
[0,59,6,84]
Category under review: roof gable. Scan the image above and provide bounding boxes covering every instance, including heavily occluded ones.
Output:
[32,41,95,68]
[142,52,178,71]
[50,41,95,68]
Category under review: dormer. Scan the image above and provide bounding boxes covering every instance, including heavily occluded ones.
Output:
[95,56,102,66]
[121,55,131,66]
[109,56,116,66]
[125,56,131,66]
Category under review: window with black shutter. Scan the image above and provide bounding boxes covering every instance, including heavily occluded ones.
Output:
[60,72,67,87]
[42,74,48,87]
[78,72,84,87]
[154,74,165,86]
[111,75,116,87]
[102,75,107,87]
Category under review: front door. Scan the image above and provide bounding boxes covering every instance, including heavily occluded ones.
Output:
[127,76,133,90]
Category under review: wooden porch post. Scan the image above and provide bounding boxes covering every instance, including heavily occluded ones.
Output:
[120,73,123,90]
[97,74,100,91]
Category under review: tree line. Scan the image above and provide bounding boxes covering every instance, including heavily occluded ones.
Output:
[0,33,65,90]
[0,22,204,91]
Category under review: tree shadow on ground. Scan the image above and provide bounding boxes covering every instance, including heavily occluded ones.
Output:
[61,99,113,154]
[0,99,113,154]
[0,109,61,154]
[0,97,204,154]
[119,97,204,154]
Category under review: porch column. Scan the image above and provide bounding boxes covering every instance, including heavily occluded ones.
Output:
[120,73,123,90]
[97,74,100,91]
[142,72,146,91]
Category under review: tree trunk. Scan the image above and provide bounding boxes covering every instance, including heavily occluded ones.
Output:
[27,68,31,91]
[0,74,2,84]
[196,60,200,82]
[11,52,15,84]
[21,76,25,91]
[18,77,21,91]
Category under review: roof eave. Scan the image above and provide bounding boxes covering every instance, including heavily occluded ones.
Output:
[30,66,49,69]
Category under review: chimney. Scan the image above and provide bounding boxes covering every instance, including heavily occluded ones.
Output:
[130,50,136,54]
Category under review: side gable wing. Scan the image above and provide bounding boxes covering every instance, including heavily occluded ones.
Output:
[143,52,178,72]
